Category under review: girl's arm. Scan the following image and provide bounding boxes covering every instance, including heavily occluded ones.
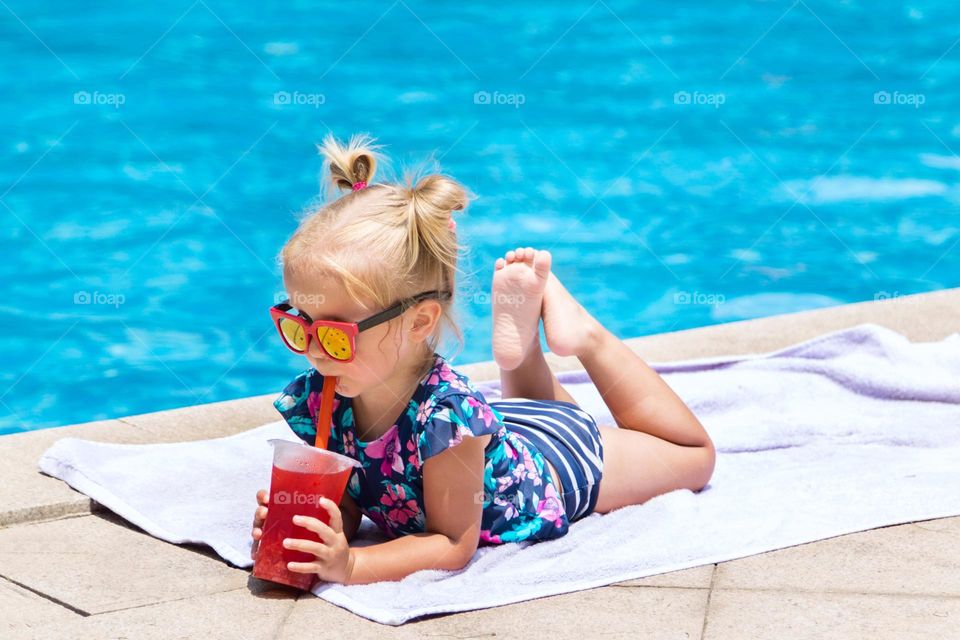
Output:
[346,433,490,585]
[340,491,361,542]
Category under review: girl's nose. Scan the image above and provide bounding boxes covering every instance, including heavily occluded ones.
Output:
[307,340,329,361]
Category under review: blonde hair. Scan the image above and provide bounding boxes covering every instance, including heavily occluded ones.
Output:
[279,133,470,379]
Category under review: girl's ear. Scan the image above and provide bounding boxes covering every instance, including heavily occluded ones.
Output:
[408,300,443,342]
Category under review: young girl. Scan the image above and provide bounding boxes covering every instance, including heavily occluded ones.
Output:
[251,134,716,586]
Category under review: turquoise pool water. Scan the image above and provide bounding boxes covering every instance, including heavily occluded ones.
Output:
[2,2,957,434]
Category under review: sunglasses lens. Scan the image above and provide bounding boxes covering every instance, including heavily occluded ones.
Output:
[278,317,307,353]
[317,326,353,361]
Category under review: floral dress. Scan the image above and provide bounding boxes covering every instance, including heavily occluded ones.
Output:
[272,353,570,544]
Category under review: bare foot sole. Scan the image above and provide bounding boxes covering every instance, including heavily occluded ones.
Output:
[491,247,552,371]
[541,271,602,358]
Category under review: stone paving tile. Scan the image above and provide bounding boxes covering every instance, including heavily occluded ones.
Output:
[115,394,281,442]
[715,517,960,596]
[0,512,250,615]
[1,576,81,638]
[15,584,298,640]
[0,419,141,528]
[2,394,293,528]
[278,584,709,639]
[703,588,958,640]
[612,563,715,588]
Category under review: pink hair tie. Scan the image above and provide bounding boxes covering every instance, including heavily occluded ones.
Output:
[351,181,367,191]
[448,218,457,232]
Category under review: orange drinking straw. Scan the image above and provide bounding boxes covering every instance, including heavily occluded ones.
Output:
[314,376,337,450]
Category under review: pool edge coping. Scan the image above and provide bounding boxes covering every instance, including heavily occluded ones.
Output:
[2,286,958,529]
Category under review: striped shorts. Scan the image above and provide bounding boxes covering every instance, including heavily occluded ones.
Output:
[491,398,605,522]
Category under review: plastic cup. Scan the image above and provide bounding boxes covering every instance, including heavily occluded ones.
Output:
[253,438,361,590]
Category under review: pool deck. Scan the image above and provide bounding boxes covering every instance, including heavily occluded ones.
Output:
[2,288,958,639]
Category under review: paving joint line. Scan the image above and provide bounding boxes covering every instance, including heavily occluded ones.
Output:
[0,573,89,617]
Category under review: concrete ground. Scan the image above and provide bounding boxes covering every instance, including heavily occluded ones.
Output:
[2,288,958,639]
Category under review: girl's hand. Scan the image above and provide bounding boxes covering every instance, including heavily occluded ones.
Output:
[284,497,355,584]
[250,489,269,560]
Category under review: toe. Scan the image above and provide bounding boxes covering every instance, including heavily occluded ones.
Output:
[532,249,552,278]
[494,257,505,270]
[505,250,516,263]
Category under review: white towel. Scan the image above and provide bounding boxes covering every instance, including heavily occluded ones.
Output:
[38,323,960,625]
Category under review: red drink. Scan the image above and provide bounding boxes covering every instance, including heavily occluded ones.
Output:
[253,439,360,589]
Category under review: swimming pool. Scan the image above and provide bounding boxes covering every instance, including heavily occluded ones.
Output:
[2,2,957,434]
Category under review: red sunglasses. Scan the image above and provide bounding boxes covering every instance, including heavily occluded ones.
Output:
[269,290,451,362]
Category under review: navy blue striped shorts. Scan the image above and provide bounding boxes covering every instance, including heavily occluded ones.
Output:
[491,398,605,522]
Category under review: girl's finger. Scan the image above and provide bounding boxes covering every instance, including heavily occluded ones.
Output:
[319,498,343,533]
[287,561,321,574]
[293,515,334,545]
[283,538,326,557]
[252,528,261,540]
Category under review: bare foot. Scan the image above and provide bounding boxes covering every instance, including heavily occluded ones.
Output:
[491,247,552,371]
[541,271,603,358]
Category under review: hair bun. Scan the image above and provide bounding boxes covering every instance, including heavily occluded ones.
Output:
[318,133,381,192]
[411,174,467,214]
